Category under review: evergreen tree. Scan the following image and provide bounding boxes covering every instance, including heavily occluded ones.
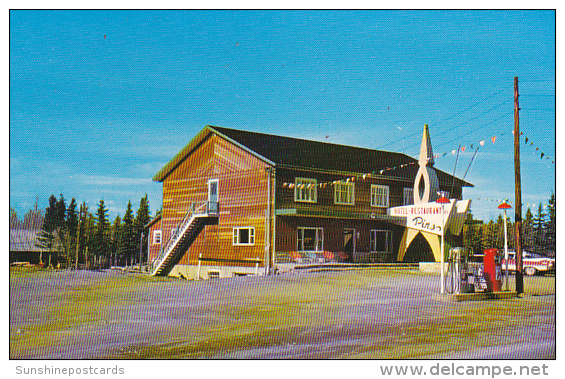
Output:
[462,211,483,254]
[93,200,110,267]
[121,200,136,266]
[110,215,122,267]
[481,220,497,250]
[36,195,60,263]
[494,214,505,250]
[522,207,535,252]
[55,194,70,264]
[10,207,21,229]
[134,194,151,266]
[532,203,546,254]
[545,192,556,256]
[23,198,44,230]
[66,198,78,267]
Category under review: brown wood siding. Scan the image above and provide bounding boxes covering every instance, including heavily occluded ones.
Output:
[148,218,162,262]
[275,168,414,216]
[276,168,464,215]
[160,134,272,267]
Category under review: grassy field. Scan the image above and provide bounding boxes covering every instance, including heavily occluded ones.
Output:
[9,267,555,359]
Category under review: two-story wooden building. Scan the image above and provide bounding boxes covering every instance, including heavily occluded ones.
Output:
[148,125,472,278]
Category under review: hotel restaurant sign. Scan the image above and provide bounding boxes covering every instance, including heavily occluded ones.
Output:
[387,199,470,237]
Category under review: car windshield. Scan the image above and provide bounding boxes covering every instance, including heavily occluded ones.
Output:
[524,252,543,258]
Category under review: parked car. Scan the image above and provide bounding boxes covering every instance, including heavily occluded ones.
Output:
[501,251,555,276]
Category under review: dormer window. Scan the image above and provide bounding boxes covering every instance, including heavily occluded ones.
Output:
[294,177,317,203]
[371,185,389,208]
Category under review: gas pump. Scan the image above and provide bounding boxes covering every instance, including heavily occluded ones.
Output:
[445,247,474,294]
[483,248,503,292]
[465,249,503,293]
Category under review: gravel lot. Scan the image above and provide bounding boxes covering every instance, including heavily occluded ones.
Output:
[9,267,555,359]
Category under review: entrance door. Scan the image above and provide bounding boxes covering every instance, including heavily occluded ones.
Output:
[343,228,355,263]
[208,179,219,213]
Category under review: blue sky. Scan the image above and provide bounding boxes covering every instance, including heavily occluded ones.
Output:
[9,10,555,222]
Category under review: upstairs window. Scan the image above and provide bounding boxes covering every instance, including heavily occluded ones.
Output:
[334,182,355,205]
[371,185,389,208]
[403,187,414,205]
[294,177,317,203]
[153,230,162,245]
[233,227,255,246]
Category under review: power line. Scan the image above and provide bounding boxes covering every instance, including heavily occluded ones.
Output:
[401,100,513,154]
[375,85,512,150]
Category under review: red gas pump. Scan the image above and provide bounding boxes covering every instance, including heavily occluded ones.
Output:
[483,248,503,292]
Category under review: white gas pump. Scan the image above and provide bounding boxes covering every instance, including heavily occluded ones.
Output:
[445,247,474,294]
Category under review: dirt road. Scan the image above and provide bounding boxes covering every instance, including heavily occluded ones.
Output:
[9,267,555,359]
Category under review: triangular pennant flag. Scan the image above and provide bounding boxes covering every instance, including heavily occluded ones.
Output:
[525,137,529,144]
[461,146,466,152]
[443,152,448,157]
[541,152,545,159]
[536,147,539,151]
[470,144,474,149]
[530,142,534,146]
[452,150,456,155]
[491,136,497,144]
[480,140,485,146]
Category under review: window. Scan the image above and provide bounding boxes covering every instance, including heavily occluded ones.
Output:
[371,185,389,207]
[233,227,255,246]
[294,177,317,203]
[370,230,393,253]
[153,230,162,245]
[403,188,414,205]
[297,227,324,251]
[334,182,355,205]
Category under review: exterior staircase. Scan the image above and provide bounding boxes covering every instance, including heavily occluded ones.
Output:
[151,201,219,276]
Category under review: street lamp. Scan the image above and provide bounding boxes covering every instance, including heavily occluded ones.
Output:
[436,192,450,294]
[498,200,512,291]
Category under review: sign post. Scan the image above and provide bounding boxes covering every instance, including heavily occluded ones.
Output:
[436,192,450,294]
[498,200,512,291]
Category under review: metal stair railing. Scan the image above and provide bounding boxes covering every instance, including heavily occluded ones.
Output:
[151,201,218,275]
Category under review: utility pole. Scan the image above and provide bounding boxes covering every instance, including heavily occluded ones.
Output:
[514,76,524,295]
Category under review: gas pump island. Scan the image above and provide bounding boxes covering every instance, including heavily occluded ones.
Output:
[387,125,506,295]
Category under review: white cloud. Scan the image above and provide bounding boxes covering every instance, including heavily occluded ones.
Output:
[75,175,152,186]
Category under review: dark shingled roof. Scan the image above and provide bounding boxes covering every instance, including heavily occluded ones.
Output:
[210,126,473,187]
[154,125,472,188]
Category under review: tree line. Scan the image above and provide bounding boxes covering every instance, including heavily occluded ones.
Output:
[462,192,556,257]
[10,194,154,268]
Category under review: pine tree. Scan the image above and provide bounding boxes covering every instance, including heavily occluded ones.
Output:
[522,207,534,252]
[134,194,151,266]
[462,211,483,254]
[121,200,136,266]
[10,207,21,229]
[66,198,78,267]
[36,195,60,264]
[110,215,122,267]
[481,220,497,250]
[532,203,546,255]
[545,192,556,256]
[23,198,44,230]
[93,200,110,267]
[55,194,69,264]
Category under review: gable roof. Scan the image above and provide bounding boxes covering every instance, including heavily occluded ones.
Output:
[154,125,473,187]
[10,229,47,252]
